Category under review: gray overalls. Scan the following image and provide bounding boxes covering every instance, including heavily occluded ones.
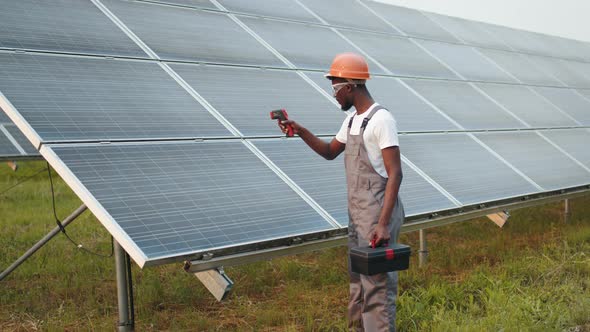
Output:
[345,106,405,332]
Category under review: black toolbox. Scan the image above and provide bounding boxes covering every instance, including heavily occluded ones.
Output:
[350,243,411,275]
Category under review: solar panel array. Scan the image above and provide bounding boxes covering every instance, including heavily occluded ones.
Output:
[1,0,589,267]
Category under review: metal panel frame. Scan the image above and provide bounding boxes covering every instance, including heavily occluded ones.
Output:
[186,186,590,272]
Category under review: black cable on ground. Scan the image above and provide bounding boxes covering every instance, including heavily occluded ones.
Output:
[0,166,47,196]
[46,162,114,258]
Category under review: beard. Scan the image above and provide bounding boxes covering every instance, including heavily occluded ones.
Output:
[340,100,353,111]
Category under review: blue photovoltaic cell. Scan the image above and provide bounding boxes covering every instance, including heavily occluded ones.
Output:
[297,0,397,34]
[102,0,284,67]
[478,49,564,86]
[400,133,540,205]
[239,16,381,72]
[361,1,459,42]
[4,125,39,155]
[404,79,524,130]
[217,0,320,23]
[423,13,511,50]
[253,139,457,220]
[476,83,578,128]
[340,29,459,80]
[171,64,344,136]
[527,56,590,89]
[534,87,590,125]
[0,53,231,143]
[141,0,218,10]
[541,129,590,169]
[0,0,146,58]
[476,131,590,190]
[50,141,336,264]
[416,39,517,83]
[305,72,459,132]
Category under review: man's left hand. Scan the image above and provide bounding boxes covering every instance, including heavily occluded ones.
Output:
[372,223,391,247]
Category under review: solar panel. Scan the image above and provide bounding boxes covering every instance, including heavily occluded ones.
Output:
[399,133,540,204]
[403,79,525,130]
[217,0,320,23]
[577,89,590,100]
[0,128,20,157]
[253,139,458,220]
[416,39,517,83]
[340,30,459,79]
[475,83,578,127]
[541,129,590,169]
[475,131,590,190]
[141,0,218,10]
[527,56,590,88]
[0,53,231,145]
[305,72,459,132]
[4,125,38,155]
[46,140,337,266]
[477,49,564,86]
[361,1,459,42]
[562,61,590,87]
[297,0,397,34]
[534,87,590,125]
[0,0,146,58]
[238,16,378,71]
[423,13,511,50]
[0,108,10,123]
[102,0,285,67]
[170,64,344,136]
[479,23,552,56]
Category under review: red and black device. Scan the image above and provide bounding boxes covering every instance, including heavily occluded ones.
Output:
[350,242,411,275]
[270,109,294,137]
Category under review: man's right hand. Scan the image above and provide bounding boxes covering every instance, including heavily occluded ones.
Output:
[279,120,302,136]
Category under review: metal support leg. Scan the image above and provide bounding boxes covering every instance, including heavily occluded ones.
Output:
[419,229,428,268]
[115,241,134,332]
[564,199,570,223]
[0,204,87,281]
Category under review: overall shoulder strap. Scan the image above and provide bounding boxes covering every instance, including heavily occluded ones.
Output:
[360,105,387,131]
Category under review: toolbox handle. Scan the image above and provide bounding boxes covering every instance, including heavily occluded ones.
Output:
[370,238,389,249]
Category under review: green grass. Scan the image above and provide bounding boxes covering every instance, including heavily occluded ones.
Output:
[1,161,589,331]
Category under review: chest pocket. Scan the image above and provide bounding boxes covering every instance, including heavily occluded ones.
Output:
[345,137,361,156]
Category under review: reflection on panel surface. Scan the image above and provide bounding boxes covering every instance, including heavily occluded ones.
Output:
[340,30,458,80]
[541,129,590,169]
[239,16,375,71]
[400,133,539,204]
[362,1,458,42]
[0,0,146,57]
[143,0,218,10]
[49,141,336,264]
[534,87,590,125]
[476,83,577,128]
[478,49,563,86]
[306,72,459,132]
[0,53,230,142]
[253,139,457,220]
[172,64,343,136]
[218,0,319,23]
[298,0,396,34]
[476,132,590,190]
[103,0,284,67]
[423,13,510,50]
[404,79,524,130]
[416,40,516,83]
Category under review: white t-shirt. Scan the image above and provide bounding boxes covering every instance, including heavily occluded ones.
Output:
[335,103,400,178]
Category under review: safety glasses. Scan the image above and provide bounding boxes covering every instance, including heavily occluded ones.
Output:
[331,82,350,97]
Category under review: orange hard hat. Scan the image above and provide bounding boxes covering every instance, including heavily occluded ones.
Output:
[325,52,371,80]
